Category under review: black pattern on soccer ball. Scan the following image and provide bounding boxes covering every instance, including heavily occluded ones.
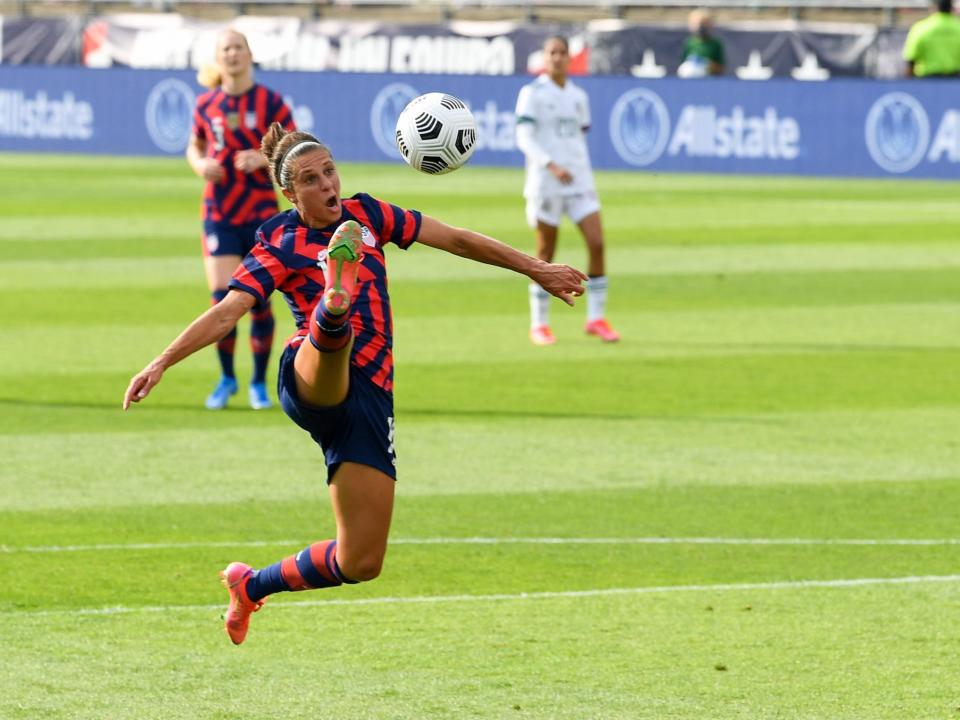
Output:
[419,156,449,174]
[414,112,443,141]
[440,95,466,110]
[455,128,476,155]
[396,129,409,158]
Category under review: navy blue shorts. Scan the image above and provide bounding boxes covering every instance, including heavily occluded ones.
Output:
[202,220,261,258]
[277,343,397,484]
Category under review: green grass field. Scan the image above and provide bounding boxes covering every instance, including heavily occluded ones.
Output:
[1,153,959,719]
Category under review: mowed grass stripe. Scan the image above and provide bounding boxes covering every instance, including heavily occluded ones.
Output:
[6,242,960,289]
[1,346,957,432]
[5,574,960,619]
[6,480,960,557]
[1,303,957,376]
[2,408,958,510]
[3,529,960,610]
[1,586,955,720]
[5,269,960,329]
[8,536,960,555]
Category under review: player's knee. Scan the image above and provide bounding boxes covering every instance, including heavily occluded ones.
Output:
[340,552,385,582]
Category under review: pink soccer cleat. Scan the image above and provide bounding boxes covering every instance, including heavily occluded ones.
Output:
[530,325,557,346]
[322,220,364,314]
[585,318,620,343]
[220,562,265,645]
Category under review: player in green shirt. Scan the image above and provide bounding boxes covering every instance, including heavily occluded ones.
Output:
[903,0,960,77]
[680,9,725,77]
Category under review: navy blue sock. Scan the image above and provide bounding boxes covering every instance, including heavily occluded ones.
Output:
[245,563,289,602]
[249,301,274,384]
[309,295,353,353]
[244,540,359,602]
[212,289,237,379]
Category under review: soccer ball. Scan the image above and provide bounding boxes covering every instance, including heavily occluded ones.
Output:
[395,93,478,175]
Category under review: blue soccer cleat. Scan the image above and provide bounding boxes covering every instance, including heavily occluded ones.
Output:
[248,381,272,410]
[205,376,238,410]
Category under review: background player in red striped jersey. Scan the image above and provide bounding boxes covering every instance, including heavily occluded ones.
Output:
[188,28,295,410]
[123,123,587,645]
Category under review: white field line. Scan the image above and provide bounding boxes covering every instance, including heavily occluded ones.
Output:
[3,536,960,554]
[4,574,960,619]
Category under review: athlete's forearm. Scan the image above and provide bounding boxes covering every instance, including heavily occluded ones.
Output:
[453,228,543,277]
[186,137,209,178]
[416,216,585,304]
[419,216,540,277]
[124,291,254,410]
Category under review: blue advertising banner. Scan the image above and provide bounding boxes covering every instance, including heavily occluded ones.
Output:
[0,65,958,179]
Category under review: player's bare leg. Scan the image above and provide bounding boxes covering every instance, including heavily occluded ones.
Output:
[294,336,353,407]
[294,220,364,407]
[530,221,559,345]
[534,221,558,264]
[577,211,605,278]
[328,462,395,581]
[204,254,244,408]
[577,212,620,342]
[219,223,368,645]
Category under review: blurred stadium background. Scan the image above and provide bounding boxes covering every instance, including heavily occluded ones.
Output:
[2,1,960,718]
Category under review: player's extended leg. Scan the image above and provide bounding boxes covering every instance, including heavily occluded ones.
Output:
[204,254,244,409]
[293,220,364,408]
[220,462,393,645]
[577,212,620,343]
[219,223,371,645]
[328,462,394,580]
[530,221,559,345]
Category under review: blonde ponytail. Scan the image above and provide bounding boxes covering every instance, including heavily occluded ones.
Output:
[196,63,223,89]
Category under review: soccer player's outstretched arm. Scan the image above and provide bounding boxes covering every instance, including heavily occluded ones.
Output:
[123,290,256,409]
[417,215,587,305]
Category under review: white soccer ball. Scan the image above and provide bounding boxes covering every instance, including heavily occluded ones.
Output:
[395,92,478,175]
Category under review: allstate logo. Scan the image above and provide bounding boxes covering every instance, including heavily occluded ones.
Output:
[145,78,195,153]
[609,88,671,167]
[865,92,930,174]
[371,83,419,159]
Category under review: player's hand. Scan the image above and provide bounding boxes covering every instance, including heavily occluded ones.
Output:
[547,162,574,184]
[201,159,225,183]
[532,262,588,307]
[234,150,265,174]
[123,362,165,410]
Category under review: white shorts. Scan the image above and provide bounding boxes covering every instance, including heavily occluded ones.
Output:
[526,191,601,228]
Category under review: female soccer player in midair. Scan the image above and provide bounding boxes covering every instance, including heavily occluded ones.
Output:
[123,124,587,644]
[188,28,295,410]
[515,35,620,345]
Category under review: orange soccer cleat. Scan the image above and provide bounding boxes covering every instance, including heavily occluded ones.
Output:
[220,561,266,645]
[585,318,620,343]
[529,325,557,346]
[322,220,365,314]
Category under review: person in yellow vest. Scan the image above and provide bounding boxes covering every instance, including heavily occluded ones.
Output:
[903,0,960,77]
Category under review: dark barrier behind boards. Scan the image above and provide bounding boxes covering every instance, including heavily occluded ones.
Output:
[1,15,912,79]
[1,65,958,179]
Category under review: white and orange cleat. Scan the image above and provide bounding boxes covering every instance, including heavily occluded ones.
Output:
[220,562,265,645]
[530,325,557,346]
[585,318,620,343]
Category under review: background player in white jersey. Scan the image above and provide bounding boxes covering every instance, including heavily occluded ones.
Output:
[515,35,620,345]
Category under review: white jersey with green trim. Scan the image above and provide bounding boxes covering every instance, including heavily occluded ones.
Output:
[515,74,595,198]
